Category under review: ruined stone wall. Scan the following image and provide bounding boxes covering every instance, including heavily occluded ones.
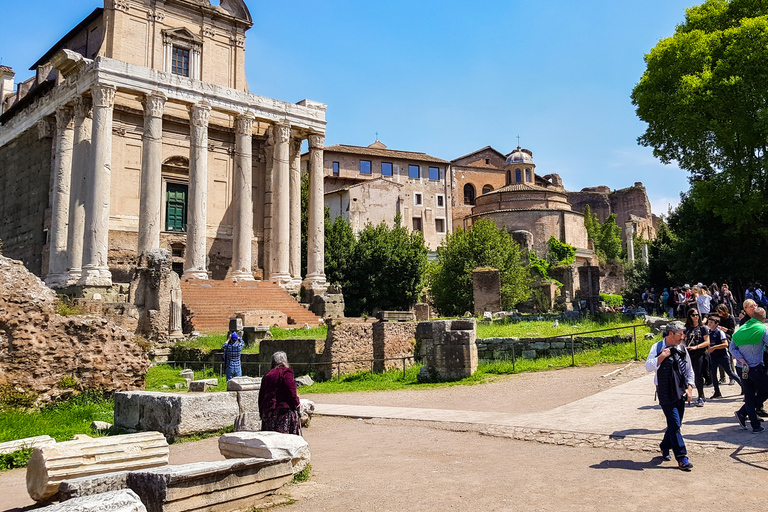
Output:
[475,209,587,256]
[568,183,656,242]
[476,334,633,360]
[320,320,376,375]
[0,126,52,276]
[372,321,417,372]
[0,256,150,402]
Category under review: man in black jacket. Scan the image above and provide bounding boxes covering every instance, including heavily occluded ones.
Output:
[646,321,695,470]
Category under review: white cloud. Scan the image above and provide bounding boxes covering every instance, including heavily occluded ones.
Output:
[649,196,681,217]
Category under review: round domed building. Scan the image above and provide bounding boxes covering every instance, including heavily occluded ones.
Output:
[466,147,594,266]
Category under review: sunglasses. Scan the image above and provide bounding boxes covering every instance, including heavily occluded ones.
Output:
[690,313,699,317]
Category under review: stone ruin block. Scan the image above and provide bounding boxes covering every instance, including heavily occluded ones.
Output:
[377,311,416,322]
[114,391,240,438]
[26,432,169,502]
[473,268,501,315]
[310,291,345,319]
[129,249,183,347]
[413,303,431,321]
[219,432,310,474]
[0,435,55,455]
[127,458,293,512]
[415,319,478,381]
[235,310,287,328]
[37,489,147,512]
[243,325,271,346]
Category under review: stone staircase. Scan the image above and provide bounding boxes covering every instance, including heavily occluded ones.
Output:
[180,279,322,334]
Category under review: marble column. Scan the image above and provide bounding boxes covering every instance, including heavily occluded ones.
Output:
[138,91,166,255]
[624,221,635,265]
[46,106,75,288]
[230,111,256,280]
[289,135,302,289]
[67,96,92,284]
[270,121,292,287]
[79,84,116,287]
[303,133,327,293]
[182,101,211,280]
[641,242,649,265]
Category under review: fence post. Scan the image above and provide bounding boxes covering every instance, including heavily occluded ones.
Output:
[570,334,575,366]
[633,325,638,360]
[512,339,516,372]
[337,362,341,381]
[402,357,406,380]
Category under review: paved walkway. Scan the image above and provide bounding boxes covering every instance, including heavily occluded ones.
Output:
[315,373,768,453]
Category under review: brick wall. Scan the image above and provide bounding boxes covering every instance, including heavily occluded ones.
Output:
[0,126,52,275]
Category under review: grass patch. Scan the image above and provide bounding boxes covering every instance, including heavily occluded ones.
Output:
[301,334,660,394]
[292,464,312,483]
[0,448,33,471]
[270,326,327,340]
[145,364,228,392]
[173,333,233,353]
[0,391,114,445]
[169,425,234,444]
[476,316,649,339]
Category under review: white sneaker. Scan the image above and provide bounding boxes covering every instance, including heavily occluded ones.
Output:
[695,398,704,407]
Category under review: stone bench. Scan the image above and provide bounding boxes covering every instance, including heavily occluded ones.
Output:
[114,390,259,438]
[26,432,168,502]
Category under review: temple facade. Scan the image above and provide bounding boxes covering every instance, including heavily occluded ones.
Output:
[0,0,327,295]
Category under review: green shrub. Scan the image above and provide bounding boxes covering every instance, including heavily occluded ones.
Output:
[0,385,37,409]
[600,293,623,308]
[292,464,312,483]
[55,297,85,316]
[0,448,32,471]
[58,375,79,389]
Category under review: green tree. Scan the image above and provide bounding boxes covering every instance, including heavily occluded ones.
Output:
[631,0,768,242]
[342,216,428,316]
[324,213,355,289]
[547,236,575,265]
[599,214,622,260]
[583,205,601,244]
[429,218,531,316]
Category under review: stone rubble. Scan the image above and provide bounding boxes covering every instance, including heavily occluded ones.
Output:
[219,431,311,473]
[36,489,147,512]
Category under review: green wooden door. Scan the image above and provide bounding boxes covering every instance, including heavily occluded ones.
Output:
[166,183,188,232]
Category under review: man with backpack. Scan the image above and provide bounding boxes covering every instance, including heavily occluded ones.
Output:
[646,321,695,470]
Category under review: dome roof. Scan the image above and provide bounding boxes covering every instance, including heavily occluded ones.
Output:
[505,146,534,166]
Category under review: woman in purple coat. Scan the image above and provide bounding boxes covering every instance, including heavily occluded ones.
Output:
[258,351,301,435]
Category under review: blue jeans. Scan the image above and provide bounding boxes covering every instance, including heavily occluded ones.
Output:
[738,364,768,429]
[660,399,687,460]
[226,366,242,381]
[710,354,741,395]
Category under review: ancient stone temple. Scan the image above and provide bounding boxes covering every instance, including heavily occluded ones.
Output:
[0,0,328,300]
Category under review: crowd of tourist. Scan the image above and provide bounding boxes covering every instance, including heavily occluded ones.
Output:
[645,298,768,472]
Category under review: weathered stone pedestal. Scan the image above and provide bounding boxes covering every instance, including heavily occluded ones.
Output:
[26,432,169,502]
[130,249,183,347]
[473,268,501,314]
[416,319,478,381]
[219,432,310,473]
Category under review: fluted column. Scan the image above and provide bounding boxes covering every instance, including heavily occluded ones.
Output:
[138,91,166,255]
[46,106,75,288]
[270,121,292,287]
[230,111,256,280]
[289,135,302,289]
[66,96,92,284]
[182,101,211,280]
[625,221,635,264]
[303,133,327,293]
[79,84,116,287]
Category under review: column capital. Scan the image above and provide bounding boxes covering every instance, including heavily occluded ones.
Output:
[308,133,325,150]
[37,118,54,139]
[91,84,117,109]
[274,121,291,144]
[290,136,302,156]
[55,106,75,130]
[190,102,212,127]
[73,96,93,120]
[235,111,255,135]
[142,91,167,118]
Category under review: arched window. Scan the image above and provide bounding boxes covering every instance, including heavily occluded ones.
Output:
[505,170,511,185]
[464,184,476,205]
[515,169,522,182]
[525,169,532,182]
[482,185,493,195]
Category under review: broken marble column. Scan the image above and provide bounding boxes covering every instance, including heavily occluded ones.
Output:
[289,135,302,290]
[79,83,116,287]
[127,458,293,512]
[66,96,92,284]
[302,133,327,294]
[219,431,310,473]
[182,101,211,280]
[270,121,292,287]
[230,112,256,280]
[137,91,166,255]
[37,489,147,512]
[625,221,635,264]
[642,241,649,265]
[26,432,168,502]
[46,106,75,288]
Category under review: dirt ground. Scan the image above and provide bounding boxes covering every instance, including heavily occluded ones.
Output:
[3,363,768,511]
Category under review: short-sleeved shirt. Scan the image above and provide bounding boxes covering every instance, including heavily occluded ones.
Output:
[708,327,728,358]
[685,324,710,357]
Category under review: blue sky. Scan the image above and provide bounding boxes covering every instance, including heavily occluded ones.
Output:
[1,0,697,217]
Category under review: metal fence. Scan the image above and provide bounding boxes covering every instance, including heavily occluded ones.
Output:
[156,355,417,381]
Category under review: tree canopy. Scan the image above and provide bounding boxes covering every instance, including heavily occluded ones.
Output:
[428,219,531,316]
[631,0,768,238]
